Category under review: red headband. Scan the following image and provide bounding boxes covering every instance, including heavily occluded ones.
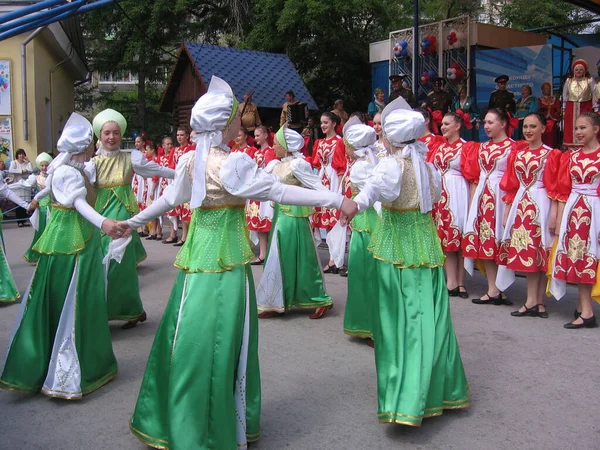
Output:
[427,108,441,134]
[454,109,473,130]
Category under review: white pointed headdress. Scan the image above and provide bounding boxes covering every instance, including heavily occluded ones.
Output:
[189,75,239,209]
[49,113,94,174]
[380,96,433,213]
[343,116,377,163]
[275,126,304,156]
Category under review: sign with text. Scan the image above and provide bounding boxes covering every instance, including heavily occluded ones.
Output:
[475,45,553,140]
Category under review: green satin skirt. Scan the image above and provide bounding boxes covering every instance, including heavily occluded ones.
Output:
[96,187,146,320]
[0,217,20,303]
[130,265,260,450]
[373,262,469,425]
[343,230,376,338]
[344,205,379,338]
[0,229,117,398]
[23,197,50,263]
[259,204,331,312]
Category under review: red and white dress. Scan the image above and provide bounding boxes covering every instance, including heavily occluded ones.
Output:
[419,133,446,160]
[562,77,596,148]
[462,138,519,274]
[246,146,276,232]
[550,147,600,299]
[132,154,153,211]
[170,143,195,222]
[311,136,342,229]
[428,138,477,252]
[496,144,562,290]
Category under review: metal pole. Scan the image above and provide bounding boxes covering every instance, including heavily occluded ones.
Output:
[0,0,68,26]
[0,0,88,34]
[0,0,125,42]
[412,0,419,99]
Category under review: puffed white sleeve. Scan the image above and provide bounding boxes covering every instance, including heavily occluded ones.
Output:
[289,158,328,191]
[127,152,193,229]
[84,159,96,184]
[353,156,402,212]
[131,150,175,179]
[52,166,106,230]
[348,159,375,191]
[220,151,344,209]
[16,174,36,188]
[0,178,29,209]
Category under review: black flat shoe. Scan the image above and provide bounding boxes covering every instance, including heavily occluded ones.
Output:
[146,235,157,240]
[472,293,512,306]
[574,309,581,319]
[338,266,348,277]
[138,231,149,237]
[323,264,339,274]
[250,258,264,266]
[162,237,177,244]
[564,315,597,329]
[511,304,542,317]
[448,286,459,297]
[173,240,185,247]
[458,285,469,299]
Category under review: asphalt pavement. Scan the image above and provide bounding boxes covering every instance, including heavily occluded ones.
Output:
[0,223,599,450]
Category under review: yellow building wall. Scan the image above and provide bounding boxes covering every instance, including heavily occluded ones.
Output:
[0,32,77,166]
[33,37,75,157]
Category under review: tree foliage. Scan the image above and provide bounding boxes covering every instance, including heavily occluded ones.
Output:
[491,0,595,34]
[78,0,250,137]
[244,0,412,112]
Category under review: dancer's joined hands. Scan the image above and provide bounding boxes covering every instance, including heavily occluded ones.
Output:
[339,198,359,225]
[102,219,133,239]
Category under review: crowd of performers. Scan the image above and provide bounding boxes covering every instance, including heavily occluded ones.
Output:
[383,59,599,151]
[0,70,598,450]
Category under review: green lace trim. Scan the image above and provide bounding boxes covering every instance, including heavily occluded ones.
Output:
[39,196,51,207]
[174,207,254,273]
[279,204,313,218]
[96,185,139,216]
[369,209,445,268]
[351,206,380,233]
[33,207,93,255]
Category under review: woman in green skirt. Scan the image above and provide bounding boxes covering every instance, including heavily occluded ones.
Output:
[353,97,469,426]
[0,175,30,303]
[256,126,334,320]
[0,113,126,399]
[119,76,356,450]
[86,109,174,328]
[339,117,380,343]
[21,152,53,263]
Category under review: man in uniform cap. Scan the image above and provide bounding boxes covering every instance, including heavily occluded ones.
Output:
[388,74,417,107]
[426,77,452,116]
[487,75,516,113]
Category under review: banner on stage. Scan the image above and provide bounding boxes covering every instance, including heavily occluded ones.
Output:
[0,117,13,158]
[0,60,11,116]
[475,45,553,138]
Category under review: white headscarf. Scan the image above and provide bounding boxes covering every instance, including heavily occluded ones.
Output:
[275,126,305,158]
[48,113,94,174]
[342,116,377,164]
[380,96,433,213]
[189,76,238,208]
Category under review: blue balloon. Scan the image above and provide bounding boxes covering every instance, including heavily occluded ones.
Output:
[428,69,436,78]
[400,40,408,49]
[132,131,139,138]
[400,48,408,57]
[421,38,429,49]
